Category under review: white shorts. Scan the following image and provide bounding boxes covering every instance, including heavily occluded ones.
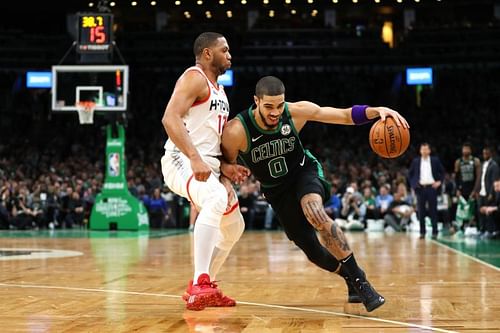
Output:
[160,150,238,214]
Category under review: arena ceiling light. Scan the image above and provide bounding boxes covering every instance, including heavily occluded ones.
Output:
[219,0,225,4]
[307,0,314,4]
[151,1,156,5]
[88,2,94,7]
[226,10,232,17]
[131,1,137,6]
[375,0,380,3]
[241,0,247,4]
[110,1,116,6]
[291,9,296,14]
[285,0,291,4]
[332,0,338,3]
[397,0,403,3]
[175,0,181,5]
[197,0,203,5]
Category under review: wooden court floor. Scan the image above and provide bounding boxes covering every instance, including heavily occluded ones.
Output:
[0,230,499,333]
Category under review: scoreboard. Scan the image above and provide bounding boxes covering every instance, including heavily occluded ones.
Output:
[77,13,113,53]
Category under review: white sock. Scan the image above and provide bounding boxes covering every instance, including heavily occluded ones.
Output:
[193,223,219,282]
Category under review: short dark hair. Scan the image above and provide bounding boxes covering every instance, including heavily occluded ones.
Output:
[462,142,472,149]
[193,32,224,57]
[420,142,430,148]
[255,76,285,98]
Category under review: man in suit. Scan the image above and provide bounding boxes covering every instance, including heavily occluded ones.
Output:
[408,143,445,239]
[474,147,499,238]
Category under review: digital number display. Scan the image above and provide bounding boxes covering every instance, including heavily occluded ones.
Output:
[77,13,113,53]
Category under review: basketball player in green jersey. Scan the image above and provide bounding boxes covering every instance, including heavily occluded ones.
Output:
[221,76,409,312]
[454,142,481,200]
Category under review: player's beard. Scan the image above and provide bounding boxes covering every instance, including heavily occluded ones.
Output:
[257,107,279,129]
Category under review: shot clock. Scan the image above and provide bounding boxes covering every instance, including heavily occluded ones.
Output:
[77,13,113,53]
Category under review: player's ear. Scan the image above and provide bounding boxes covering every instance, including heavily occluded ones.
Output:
[203,47,212,60]
[253,95,258,105]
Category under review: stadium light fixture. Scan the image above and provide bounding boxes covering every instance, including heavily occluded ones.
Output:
[197,0,203,4]
[89,2,94,7]
[110,1,116,6]
[151,1,156,5]
[131,1,137,6]
[227,10,232,17]
[175,0,181,5]
[291,9,297,14]
[269,10,275,17]
[219,0,225,4]
[241,0,247,4]
[285,0,291,4]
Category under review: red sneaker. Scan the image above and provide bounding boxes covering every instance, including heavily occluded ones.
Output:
[183,274,236,310]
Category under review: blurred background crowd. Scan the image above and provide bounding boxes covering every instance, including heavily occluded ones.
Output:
[0,0,499,237]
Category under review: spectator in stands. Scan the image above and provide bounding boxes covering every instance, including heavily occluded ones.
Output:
[384,191,415,232]
[238,183,257,229]
[324,184,341,219]
[64,191,84,228]
[375,184,393,218]
[361,186,378,227]
[479,178,500,238]
[341,185,363,222]
[408,143,445,239]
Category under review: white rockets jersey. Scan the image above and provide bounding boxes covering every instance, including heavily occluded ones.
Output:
[164,66,230,158]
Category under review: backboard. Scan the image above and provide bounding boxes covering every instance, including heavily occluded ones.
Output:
[51,65,129,112]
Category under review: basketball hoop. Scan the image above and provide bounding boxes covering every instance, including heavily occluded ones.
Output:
[76,101,96,124]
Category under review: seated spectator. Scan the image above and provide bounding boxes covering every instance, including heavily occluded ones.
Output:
[384,191,417,232]
[324,184,341,219]
[238,183,257,229]
[341,186,364,222]
[479,178,500,239]
[64,191,85,228]
[376,184,394,217]
[361,186,378,227]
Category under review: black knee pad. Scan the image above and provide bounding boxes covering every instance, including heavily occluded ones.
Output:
[290,232,340,272]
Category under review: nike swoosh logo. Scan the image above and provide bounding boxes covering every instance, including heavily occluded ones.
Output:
[299,155,305,166]
[251,135,263,142]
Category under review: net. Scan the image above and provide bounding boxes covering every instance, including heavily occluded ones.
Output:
[76,101,96,124]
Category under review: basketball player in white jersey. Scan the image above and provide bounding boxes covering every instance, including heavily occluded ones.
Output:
[161,32,249,311]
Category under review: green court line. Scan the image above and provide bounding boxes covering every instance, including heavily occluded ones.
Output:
[437,237,500,269]
[0,229,188,239]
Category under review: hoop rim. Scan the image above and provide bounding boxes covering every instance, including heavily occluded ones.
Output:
[76,101,96,124]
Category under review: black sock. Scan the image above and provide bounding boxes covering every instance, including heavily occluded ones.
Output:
[340,253,364,280]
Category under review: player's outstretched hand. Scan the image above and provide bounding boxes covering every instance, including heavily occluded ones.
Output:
[221,163,251,184]
[190,156,212,182]
[374,107,410,129]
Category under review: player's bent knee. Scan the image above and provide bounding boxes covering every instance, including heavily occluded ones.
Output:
[218,212,245,251]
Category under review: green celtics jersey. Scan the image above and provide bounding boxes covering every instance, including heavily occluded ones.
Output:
[236,103,306,188]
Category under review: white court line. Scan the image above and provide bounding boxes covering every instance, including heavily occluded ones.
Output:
[0,282,458,333]
[431,240,500,272]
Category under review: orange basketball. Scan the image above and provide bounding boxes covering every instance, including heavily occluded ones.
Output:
[369,116,410,158]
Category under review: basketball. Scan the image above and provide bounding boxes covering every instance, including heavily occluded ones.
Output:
[369,116,410,158]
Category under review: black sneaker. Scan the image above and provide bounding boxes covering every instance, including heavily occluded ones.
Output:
[352,277,385,312]
[346,278,362,303]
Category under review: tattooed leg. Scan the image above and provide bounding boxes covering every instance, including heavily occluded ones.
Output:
[301,193,352,260]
